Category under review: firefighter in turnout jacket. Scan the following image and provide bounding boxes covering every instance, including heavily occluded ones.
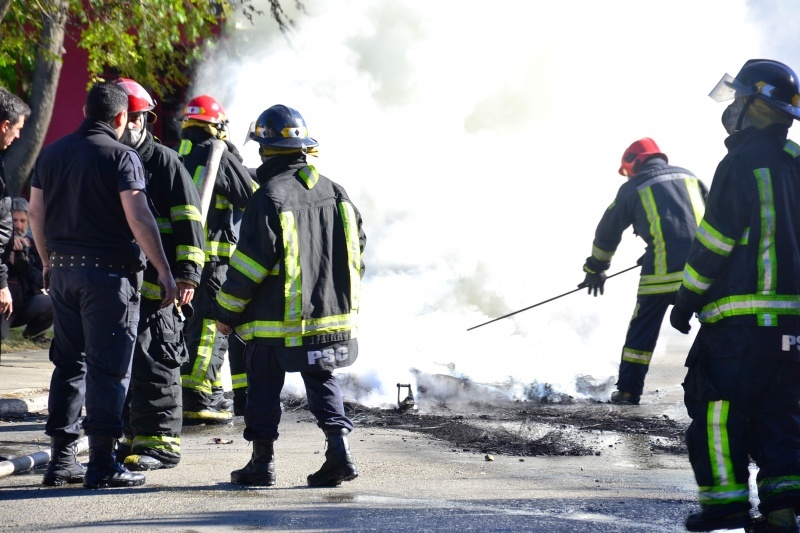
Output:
[178,95,255,423]
[581,138,707,405]
[214,104,365,488]
[113,79,204,470]
[671,59,800,533]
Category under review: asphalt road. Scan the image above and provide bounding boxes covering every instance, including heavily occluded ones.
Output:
[0,334,741,533]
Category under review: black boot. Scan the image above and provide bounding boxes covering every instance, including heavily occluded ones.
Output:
[42,435,87,486]
[307,429,358,487]
[231,439,276,486]
[83,436,145,489]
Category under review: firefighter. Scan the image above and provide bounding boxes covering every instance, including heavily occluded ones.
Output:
[178,95,254,423]
[113,78,204,470]
[580,138,707,405]
[214,104,365,487]
[671,59,800,533]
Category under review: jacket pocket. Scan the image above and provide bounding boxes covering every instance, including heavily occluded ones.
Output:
[155,306,189,369]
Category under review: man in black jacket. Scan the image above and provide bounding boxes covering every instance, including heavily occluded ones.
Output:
[215,104,366,488]
[30,82,177,489]
[672,59,800,533]
[580,138,707,405]
[113,78,205,471]
[0,87,30,320]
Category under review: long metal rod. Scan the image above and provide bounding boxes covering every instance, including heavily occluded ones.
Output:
[466,264,640,331]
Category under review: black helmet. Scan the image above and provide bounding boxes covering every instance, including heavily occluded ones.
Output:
[248,104,318,150]
[709,59,800,120]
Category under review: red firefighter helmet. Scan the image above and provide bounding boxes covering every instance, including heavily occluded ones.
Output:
[182,95,227,125]
[113,78,156,123]
[618,138,667,177]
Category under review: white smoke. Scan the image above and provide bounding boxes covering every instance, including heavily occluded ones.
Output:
[190,0,793,409]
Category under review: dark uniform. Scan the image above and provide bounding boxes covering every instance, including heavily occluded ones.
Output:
[178,127,254,418]
[0,227,52,340]
[0,154,16,296]
[120,131,204,466]
[32,118,146,443]
[585,157,706,397]
[214,155,365,442]
[676,125,800,521]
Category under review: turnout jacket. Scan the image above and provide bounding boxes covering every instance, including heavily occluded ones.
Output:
[214,155,366,371]
[0,154,13,289]
[676,124,800,328]
[136,132,204,301]
[177,127,254,263]
[585,158,707,295]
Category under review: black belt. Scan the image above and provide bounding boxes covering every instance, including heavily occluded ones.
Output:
[49,252,135,272]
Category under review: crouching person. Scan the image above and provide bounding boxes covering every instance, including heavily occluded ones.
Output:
[214,104,366,487]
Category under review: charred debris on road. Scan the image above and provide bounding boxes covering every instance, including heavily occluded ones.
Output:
[281,396,688,458]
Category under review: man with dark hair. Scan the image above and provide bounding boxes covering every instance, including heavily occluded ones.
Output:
[0,87,31,321]
[0,197,52,342]
[29,81,177,490]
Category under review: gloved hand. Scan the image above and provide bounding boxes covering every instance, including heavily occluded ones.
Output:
[670,305,694,334]
[579,271,607,297]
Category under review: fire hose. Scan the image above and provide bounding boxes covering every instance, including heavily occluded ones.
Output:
[0,435,89,479]
[467,264,640,331]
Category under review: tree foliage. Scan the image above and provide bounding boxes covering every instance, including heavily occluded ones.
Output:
[0,0,302,195]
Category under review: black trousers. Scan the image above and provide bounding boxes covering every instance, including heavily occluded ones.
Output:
[180,262,229,408]
[616,292,675,395]
[45,267,141,439]
[0,278,53,340]
[242,343,353,442]
[122,299,186,464]
[684,324,800,517]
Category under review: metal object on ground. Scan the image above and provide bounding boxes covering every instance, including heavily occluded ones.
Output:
[0,436,89,479]
[397,383,417,411]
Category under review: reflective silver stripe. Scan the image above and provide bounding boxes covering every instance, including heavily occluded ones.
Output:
[621,348,652,365]
[698,296,800,322]
[754,168,776,294]
[591,245,614,262]
[340,201,362,313]
[636,172,692,191]
[696,221,735,255]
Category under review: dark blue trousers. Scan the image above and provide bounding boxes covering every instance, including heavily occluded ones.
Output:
[45,267,141,439]
[243,343,353,442]
[684,324,800,517]
[616,292,675,395]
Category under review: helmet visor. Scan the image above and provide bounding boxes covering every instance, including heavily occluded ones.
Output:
[709,73,758,102]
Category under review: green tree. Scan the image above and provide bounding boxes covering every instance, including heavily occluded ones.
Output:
[0,0,299,196]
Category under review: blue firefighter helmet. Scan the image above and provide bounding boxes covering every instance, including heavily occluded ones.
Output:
[249,104,318,150]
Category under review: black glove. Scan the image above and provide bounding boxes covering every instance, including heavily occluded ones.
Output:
[670,305,693,334]
[579,271,607,297]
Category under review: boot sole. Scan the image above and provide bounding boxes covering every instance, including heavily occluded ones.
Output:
[42,477,85,487]
[307,470,359,487]
[83,479,146,489]
[230,477,277,487]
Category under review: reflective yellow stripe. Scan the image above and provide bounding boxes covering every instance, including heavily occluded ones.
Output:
[181,318,216,393]
[178,139,192,156]
[685,177,706,228]
[231,374,248,389]
[140,281,162,301]
[707,401,735,488]
[156,217,172,234]
[298,165,319,189]
[696,220,736,256]
[281,211,301,325]
[754,168,777,296]
[621,348,652,365]
[639,186,667,275]
[217,289,249,313]
[699,294,800,324]
[171,204,202,223]
[205,241,232,258]
[682,264,714,295]
[177,245,204,264]
[132,435,180,453]
[591,245,614,262]
[231,250,271,283]
[340,201,362,312]
[236,312,357,345]
[215,194,230,210]
[783,139,800,158]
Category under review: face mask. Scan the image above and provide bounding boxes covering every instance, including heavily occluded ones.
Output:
[721,100,744,135]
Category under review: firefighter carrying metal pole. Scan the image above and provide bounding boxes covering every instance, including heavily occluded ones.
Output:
[467,264,639,331]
